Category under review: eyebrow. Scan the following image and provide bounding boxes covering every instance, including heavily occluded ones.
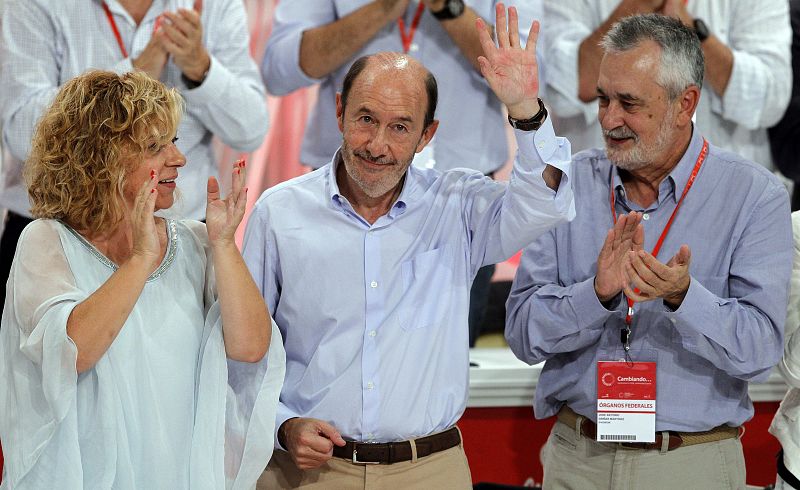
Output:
[354,105,416,124]
[595,87,642,104]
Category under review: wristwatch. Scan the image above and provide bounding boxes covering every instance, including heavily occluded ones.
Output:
[431,0,465,21]
[507,99,548,131]
[693,18,710,43]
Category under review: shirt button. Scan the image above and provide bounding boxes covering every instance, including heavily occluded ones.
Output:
[410,43,419,52]
[642,213,650,221]
[367,433,374,440]
[367,382,374,390]
[370,281,378,288]
[670,318,677,324]
[369,330,377,337]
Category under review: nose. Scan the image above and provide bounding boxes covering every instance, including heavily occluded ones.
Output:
[166,143,186,167]
[599,101,624,131]
[364,126,389,158]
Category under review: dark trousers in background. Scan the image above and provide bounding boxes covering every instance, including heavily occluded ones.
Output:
[0,212,33,315]
[468,264,496,347]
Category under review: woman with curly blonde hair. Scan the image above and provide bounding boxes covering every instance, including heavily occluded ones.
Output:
[0,70,284,488]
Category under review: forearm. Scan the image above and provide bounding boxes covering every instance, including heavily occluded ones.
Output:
[668,278,784,380]
[436,7,490,72]
[700,36,734,97]
[299,1,397,79]
[66,256,151,373]
[212,241,271,363]
[577,0,657,102]
[506,275,615,364]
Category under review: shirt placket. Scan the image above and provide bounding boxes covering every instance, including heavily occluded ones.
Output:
[361,228,383,442]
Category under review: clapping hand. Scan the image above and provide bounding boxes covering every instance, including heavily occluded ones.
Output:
[159,4,210,83]
[206,159,248,247]
[475,3,539,120]
[594,212,644,304]
[130,170,161,268]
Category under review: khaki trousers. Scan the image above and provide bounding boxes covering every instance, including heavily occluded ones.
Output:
[542,420,747,490]
[257,444,472,489]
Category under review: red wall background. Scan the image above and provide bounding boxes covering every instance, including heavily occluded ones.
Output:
[0,402,782,485]
[460,402,782,487]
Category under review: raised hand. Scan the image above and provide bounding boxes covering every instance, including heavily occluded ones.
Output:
[129,170,161,268]
[133,35,169,80]
[624,245,692,307]
[280,417,347,470]
[475,3,539,119]
[595,211,644,303]
[206,159,247,247]
[159,8,210,82]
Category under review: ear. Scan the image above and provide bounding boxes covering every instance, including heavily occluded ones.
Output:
[336,93,344,133]
[415,120,439,153]
[675,85,700,128]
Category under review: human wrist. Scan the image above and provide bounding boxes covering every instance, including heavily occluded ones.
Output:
[278,417,299,449]
[182,53,210,84]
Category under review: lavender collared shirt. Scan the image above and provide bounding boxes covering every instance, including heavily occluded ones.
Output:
[506,128,792,431]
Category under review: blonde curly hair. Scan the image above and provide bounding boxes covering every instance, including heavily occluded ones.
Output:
[25,70,183,235]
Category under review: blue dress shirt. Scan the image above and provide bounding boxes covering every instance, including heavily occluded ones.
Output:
[506,128,793,432]
[243,120,574,445]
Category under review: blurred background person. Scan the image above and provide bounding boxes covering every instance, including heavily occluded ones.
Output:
[542,0,791,168]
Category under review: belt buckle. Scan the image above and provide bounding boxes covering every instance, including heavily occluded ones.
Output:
[352,449,380,465]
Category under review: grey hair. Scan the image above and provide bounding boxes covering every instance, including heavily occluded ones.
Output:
[601,14,704,99]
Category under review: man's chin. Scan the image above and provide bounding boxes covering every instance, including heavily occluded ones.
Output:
[606,151,649,171]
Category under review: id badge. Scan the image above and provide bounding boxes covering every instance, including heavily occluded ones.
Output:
[596,361,656,443]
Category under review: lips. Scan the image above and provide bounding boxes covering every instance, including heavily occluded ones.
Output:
[157,176,177,188]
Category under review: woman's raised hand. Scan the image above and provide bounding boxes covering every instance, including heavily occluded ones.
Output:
[206,159,248,246]
[130,170,161,267]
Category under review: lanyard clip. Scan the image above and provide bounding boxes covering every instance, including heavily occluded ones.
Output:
[621,327,631,351]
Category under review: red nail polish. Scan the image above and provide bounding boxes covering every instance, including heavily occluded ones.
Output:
[244,187,248,192]
[237,169,241,175]
[150,189,155,193]
[150,169,155,178]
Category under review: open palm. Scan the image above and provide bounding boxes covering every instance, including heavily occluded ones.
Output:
[206,159,247,245]
[476,4,539,113]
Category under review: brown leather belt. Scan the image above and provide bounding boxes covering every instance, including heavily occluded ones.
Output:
[332,427,461,464]
[557,406,739,451]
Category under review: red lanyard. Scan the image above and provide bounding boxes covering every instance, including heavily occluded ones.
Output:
[101,2,162,59]
[398,3,426,53]
[610,139,708,328]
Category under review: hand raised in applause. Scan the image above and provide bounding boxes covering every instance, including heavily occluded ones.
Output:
[129,169,161,269]
[205,159,247,248]
[594,211,644,304]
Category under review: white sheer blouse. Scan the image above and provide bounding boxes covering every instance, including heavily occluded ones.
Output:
[0,219,285,489]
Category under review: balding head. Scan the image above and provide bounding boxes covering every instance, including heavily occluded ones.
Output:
[340,53,438,129]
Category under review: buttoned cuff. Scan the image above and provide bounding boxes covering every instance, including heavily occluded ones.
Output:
[181,54,225,104]
[571,275,620,330]
[275,403,302,451]
[661,277,713,343]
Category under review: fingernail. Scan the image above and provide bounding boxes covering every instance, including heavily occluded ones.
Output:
[241,159,246,167]
[237,169,241,175]
[244,187,248,193]
[150,189,155,193]
[150,169,155,178]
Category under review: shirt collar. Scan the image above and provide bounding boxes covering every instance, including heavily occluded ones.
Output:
[610,126,705,206]
[326,149,412,219]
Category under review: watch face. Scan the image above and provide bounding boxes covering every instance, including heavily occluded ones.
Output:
[693,18,709,42]
[447,0,465,16]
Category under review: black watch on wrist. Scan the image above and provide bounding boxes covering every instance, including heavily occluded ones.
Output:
[507,99,548,131]
[693,18,710,43]
[431,0,465,20]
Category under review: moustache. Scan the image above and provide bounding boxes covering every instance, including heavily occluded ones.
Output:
[603,127,638,141]
[353,149,396,166]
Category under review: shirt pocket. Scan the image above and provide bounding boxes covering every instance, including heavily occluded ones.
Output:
[399,246,457,331]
